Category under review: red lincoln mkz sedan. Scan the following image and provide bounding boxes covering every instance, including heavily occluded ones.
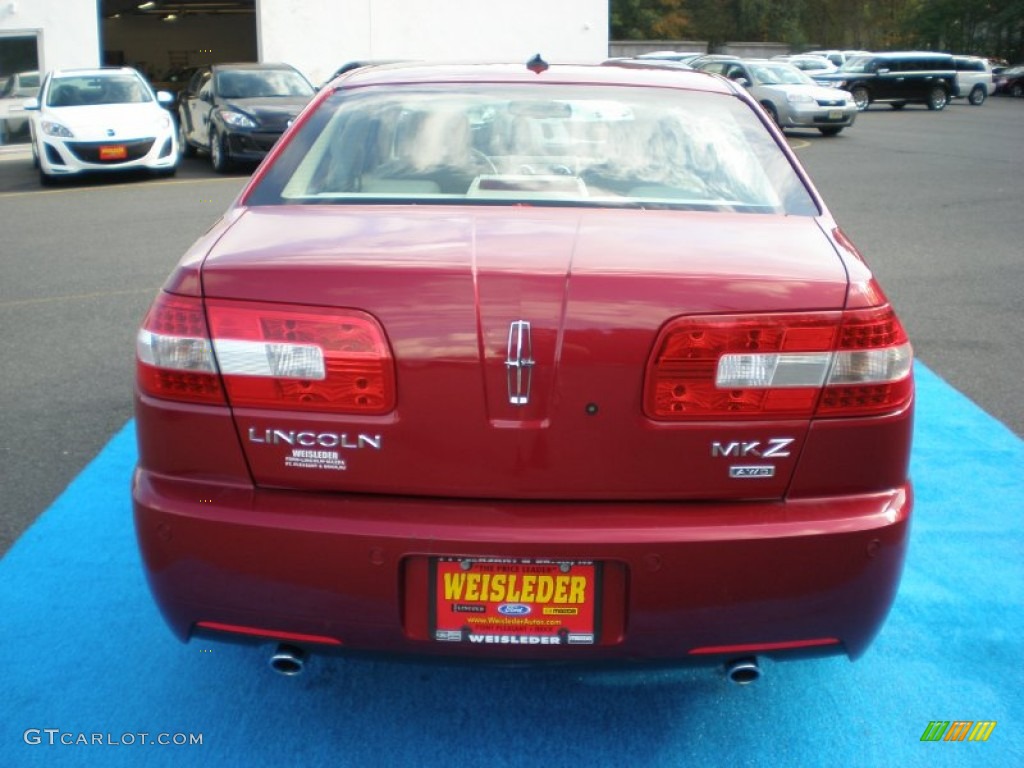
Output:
[133,58,914,684]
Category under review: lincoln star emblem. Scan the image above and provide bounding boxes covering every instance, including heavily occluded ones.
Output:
[505,321,534,406]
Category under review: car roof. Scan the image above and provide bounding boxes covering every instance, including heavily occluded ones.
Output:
[328,61,735,95]
[210,62,300,71]
[868,51,954,59]
[50,67,142,78]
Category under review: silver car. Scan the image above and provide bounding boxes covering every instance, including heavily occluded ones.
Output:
[695,58,857,136]
[0,70,40,143]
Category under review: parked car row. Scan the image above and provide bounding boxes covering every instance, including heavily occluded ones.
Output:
[7,50,1020,187]
[624,49,1024,105]
[994,64,1024,96]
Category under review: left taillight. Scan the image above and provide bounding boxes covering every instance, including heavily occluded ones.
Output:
[644,306,913,421]
[137,293,396,414]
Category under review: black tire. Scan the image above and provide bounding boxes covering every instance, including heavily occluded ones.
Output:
[851,86,870,111]
[968,86,986,106]
[38,168,57,187]
[762,102,780,126]
[1010,83,1023,98]
[818,126,843,136]
[210,130,232,173]
[926,85,949,111]
[177,112,196,158]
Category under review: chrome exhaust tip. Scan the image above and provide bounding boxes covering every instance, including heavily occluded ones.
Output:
[725,656,760,685]
[269,644,307,676]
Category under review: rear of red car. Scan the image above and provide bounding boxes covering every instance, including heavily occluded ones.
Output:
[133,63,913,680]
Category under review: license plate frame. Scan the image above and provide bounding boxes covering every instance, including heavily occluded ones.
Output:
[429,557,600,646]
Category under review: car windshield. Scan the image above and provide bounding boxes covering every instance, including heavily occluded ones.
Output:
[216,69,314,99]
[248,84,817,215]
[46,74,151,107]
[749,63,813,86]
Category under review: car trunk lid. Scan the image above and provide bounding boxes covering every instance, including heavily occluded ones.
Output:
[200,205,850,500]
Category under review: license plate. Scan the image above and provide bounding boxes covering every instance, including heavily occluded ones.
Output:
[99,145,127,160]
[430,557,599,646]
[828,110,843,120]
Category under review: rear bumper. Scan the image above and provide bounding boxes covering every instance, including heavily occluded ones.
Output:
[133,470,912,666]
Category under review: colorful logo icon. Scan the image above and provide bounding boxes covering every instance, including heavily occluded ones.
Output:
[920,721,996,742]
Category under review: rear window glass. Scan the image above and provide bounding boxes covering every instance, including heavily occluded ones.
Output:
[247,84,818,216]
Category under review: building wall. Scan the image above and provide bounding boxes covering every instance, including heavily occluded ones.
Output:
[0,0,98,74]
[2,0,609,87]
[257,0,610,85]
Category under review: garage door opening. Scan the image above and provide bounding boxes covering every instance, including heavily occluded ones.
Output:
[100,1,257,93]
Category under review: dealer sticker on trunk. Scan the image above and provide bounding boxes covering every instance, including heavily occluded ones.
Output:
[430,558,598,646]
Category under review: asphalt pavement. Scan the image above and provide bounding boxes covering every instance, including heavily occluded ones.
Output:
[0,97,1022,557]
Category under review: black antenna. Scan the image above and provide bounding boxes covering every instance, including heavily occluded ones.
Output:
[527,54,549,74]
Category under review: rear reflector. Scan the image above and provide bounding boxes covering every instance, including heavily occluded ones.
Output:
[689,637,840,655]
[645,307,912,420]
[137,293,395,414]
[194,620,342,646]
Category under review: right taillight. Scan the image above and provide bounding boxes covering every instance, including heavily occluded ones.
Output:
[137,292,396,414]
[644,306,912,420]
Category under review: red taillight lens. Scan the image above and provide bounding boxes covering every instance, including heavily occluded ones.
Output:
[205,299,395,414]
[136,293,395,414]
[136,293,225,404]
[644,307,912,420]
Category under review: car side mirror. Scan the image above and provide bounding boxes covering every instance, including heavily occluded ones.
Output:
[156,90,174,107]
[199,90,212,103]
[24,97,39,111]
[735,77,751,88]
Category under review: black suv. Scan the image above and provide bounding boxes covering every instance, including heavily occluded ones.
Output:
[813,51,956,111]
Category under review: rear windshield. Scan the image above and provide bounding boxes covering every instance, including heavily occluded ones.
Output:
[246,84,818,215]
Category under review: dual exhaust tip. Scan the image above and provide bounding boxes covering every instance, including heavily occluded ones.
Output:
[269,644,762,685]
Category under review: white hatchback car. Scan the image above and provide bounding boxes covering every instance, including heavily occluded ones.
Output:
[26,67,178,184]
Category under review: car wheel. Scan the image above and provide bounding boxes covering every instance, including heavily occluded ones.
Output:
[761,102,780,126]
[967,86,986,106]
[178,114,196,157]
[210,130,232,173]
[851,86,870,111]
[926,86,949,110]
[1011,83,1023,97]
[38,167,57,187]
[818,126,843,136]
[890,102,906,110]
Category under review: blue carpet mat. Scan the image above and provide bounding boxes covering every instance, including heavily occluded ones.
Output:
[2,363,1021,767]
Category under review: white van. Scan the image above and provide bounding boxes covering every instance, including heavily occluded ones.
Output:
[952,55,995,105]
